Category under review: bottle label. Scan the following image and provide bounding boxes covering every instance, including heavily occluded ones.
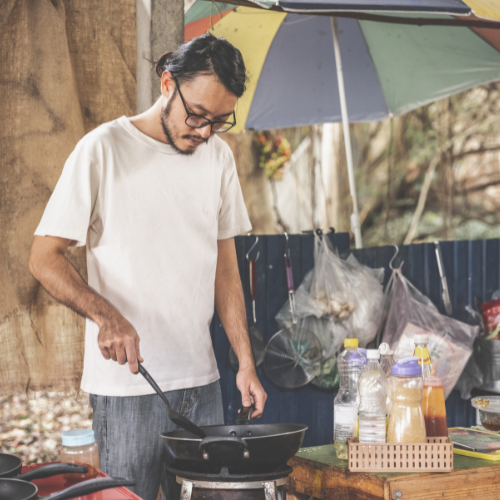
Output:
[414,346,431,365]
[334,406,357,443]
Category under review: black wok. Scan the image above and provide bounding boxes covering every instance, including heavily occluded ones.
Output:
[162,411,307,472]
[0,455,87,480]
[0,476,135,500]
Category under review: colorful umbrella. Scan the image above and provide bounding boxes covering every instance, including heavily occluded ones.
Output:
[185,1,500,132]
[184,0,500,247]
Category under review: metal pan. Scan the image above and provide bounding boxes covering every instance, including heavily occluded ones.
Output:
[161,407,307,471]
[0,477,135,500]
[0,455,87,480]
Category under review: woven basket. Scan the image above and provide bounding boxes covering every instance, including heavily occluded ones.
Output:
[348,437,453,473]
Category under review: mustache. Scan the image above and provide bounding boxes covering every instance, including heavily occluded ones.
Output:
[182,135,208,143]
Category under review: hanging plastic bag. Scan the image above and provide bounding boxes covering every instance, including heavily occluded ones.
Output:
[276,234,384,388]
[382,269,480,399]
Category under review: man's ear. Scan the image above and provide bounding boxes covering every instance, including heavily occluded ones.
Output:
[161,71,175,99]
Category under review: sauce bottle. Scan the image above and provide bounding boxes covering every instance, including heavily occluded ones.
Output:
[413,333,432,378]
[60,429,100,483]
[422,365,448,437]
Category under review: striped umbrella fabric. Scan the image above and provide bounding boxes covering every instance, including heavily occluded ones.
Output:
[185,0,500,133]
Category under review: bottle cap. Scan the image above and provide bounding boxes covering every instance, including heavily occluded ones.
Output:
[391,356,422,376]
[366,349,380,359]
[62,429,95,447]
[414,333,429,345]
[347,351,367,366]
[344,338,358,348]
[378,342,393,355]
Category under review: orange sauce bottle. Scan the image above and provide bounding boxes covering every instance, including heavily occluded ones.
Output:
[422,366,448,437]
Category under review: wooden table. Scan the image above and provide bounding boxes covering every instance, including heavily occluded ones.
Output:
[287,444,500,500]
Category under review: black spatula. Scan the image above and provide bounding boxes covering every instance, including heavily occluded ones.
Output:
[138,362,206,438]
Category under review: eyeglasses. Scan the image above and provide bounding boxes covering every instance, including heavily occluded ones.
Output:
[173,76,236,133]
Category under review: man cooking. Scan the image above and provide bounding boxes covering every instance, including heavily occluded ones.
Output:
[29,33,267,500]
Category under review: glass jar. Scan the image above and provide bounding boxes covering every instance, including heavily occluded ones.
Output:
[60,429,100,483]
[387,357,427,443]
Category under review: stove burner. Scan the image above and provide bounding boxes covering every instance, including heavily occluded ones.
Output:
[168,463,293,482]
[168,462,292,500]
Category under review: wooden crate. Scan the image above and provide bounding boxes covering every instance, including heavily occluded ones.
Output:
[348,436,453,473]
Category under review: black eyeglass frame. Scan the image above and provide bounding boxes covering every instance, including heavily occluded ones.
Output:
[172,76,237,133]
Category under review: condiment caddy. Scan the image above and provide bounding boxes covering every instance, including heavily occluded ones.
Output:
[348,436,453,472]
[336,337,454,473]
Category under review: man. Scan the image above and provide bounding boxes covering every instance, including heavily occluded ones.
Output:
[29,33,267,500]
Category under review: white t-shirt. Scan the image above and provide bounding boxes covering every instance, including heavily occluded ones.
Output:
[35,116,252,396]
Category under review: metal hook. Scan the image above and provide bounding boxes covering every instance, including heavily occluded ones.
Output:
[389,244,404,271]
[245,234,260,262]
[284,232,290,258]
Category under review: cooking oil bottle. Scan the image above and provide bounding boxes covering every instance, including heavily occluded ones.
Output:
[334,338,366,459]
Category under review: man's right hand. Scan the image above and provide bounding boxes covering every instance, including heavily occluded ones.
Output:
[29,235,144,375]
[97,313,144,374]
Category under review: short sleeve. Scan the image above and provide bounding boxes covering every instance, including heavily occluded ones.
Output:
[218,149,252,240]
[34,138,100,247]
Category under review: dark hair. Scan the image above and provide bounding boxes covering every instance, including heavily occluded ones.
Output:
[155,33,247,98]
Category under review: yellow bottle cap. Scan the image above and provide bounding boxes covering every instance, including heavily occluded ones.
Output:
[344,338,358,348]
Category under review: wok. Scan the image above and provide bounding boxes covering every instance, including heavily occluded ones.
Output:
[0,476,135,500]
[0,455,87,480]
[162,408,307,471]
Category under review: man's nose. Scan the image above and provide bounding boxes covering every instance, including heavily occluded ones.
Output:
[198,123,212,139]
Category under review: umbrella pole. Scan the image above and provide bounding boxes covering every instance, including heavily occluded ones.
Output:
[331,17,363,249]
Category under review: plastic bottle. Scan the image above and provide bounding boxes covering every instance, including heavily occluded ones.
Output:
[422,364,448,437]
[60,429,100,483]
[413,333,432,378]
[379,343,395,416]
[379,343,395,377]
[334,338,367,459]
[387,356,427,443]
[358,349,387,443]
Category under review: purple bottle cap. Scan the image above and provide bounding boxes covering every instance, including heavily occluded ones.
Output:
[391,356,422,376]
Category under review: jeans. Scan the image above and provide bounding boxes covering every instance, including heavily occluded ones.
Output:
[89,380,224,500]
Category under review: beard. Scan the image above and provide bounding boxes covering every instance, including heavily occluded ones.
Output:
[160,91,208,156]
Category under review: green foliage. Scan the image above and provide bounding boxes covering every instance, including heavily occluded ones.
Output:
[255,131,292,181]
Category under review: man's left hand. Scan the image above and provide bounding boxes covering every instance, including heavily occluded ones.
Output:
[236,367,267,418]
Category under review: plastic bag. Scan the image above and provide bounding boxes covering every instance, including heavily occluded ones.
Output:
[276,235,384,388]
[455,351,483,400]
[382,269,480,399]
[454,307,484,399]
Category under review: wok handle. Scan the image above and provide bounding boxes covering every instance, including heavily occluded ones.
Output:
[199,436,249,460]
[138,362,172,410]
[236,405,253,425]
[17,463,88,482]
[199,436,248,448]
[42,477,136,500]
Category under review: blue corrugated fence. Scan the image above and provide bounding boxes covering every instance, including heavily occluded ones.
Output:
[211,233,497,446]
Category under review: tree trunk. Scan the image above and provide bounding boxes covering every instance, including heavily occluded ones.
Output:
[222,132,276,234]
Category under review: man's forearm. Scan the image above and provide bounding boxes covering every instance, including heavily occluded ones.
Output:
[214,266,254,370]
[29,248,117,328]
